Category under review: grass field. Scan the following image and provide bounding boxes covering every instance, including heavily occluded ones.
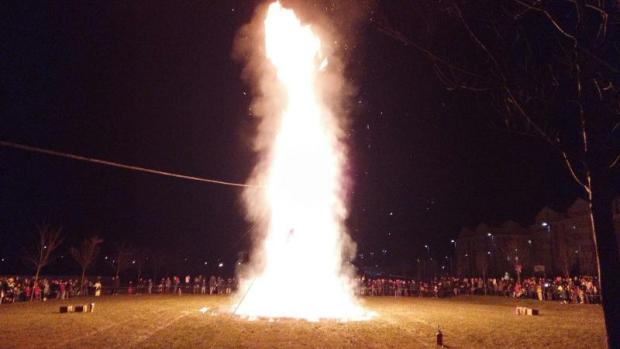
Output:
[0,294,606,348]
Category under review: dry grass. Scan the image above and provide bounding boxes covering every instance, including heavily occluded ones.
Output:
[0,294,605,348]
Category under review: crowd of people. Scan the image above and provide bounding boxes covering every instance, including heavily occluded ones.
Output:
[0,275,237,304]
[1,273,600,305]
[357,275,601,304]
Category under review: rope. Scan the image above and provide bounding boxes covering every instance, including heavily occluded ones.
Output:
[0,140,253,188]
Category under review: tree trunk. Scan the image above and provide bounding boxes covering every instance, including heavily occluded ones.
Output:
[31,266,41,301]
[80,269,86,296]
[588,167,620,348]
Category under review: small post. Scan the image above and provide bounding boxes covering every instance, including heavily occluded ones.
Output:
[436,326,443,347]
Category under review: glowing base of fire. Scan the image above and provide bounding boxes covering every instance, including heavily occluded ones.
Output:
[232,278,375,322]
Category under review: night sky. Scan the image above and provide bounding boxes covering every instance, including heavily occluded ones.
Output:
[1,1,589,276]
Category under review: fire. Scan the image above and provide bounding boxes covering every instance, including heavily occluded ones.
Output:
[234,2,370,321]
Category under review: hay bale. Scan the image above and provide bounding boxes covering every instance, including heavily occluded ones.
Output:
[515,306,540,316]
[74,304,88,312]
[59,305,74,313]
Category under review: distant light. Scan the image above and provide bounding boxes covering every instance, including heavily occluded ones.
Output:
[465,254,468,257]
[43,245,47,249]
[424,244,429,249]
[237,262,242,265]
[487,251,491,255]
[450,239,455,243]
[541,222,548,227]
[204,261,208,265]
[575,250,579,254]
[382,249,388,254]
[487,233,492,237]
[528,240,532,244]
[218,262,224,268]
[199,307,209,314]
[441,266,445,269]
[1,258,4,262]
[105,256,108,260]
[132,260,136,264]
[389,211,394,216]
[445,256,448,259]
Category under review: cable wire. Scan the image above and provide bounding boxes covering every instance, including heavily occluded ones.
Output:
[0,140,252,188]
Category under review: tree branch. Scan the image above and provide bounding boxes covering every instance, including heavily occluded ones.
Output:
[610,153,620,168]
[513,0,578,43]
[560,150,591,193]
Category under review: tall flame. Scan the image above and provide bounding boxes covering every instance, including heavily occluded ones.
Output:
[234,2,368,321]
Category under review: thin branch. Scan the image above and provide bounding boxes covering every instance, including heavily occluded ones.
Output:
[372,20,486,80]
[562,0,609,40]
[610,153,620,168]
[561,150,591,193]
[452,3,554,143]
[578,47,620,73]
[513,0,578,43]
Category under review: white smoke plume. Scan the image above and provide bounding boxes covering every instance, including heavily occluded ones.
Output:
[232,1,373,321]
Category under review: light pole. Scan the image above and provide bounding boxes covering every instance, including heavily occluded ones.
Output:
[542,221,554,275]
[424,244,433,281]
[450,239,457,276]
[487,233,496,276]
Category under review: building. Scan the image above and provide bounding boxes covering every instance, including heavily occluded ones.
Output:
[456,197,620,278]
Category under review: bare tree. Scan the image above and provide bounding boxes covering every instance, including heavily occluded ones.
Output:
[376,1,619,345]
[475,249,489,294]
[150,251,166,281]
[113,243,132,279]
[22,226,64,301]
[132,247,150,281]
[70,236,103,295]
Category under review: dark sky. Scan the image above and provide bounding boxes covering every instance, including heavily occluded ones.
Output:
[1,1,588,275]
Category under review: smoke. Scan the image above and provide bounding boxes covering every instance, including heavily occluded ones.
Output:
[232,1,374,320]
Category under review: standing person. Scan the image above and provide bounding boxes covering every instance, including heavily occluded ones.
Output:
[185,275,191,292]
[201,277,207,294]
[209,276,216,295]
[225,278,232,294]
[43,279,50,301]
[165,277,171,294]
[59,281,66,300]
[536,282,543,301]
[172,276,179,294]
[193,276,200,294]
[94,279,102,297]
[147,279,153,295]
